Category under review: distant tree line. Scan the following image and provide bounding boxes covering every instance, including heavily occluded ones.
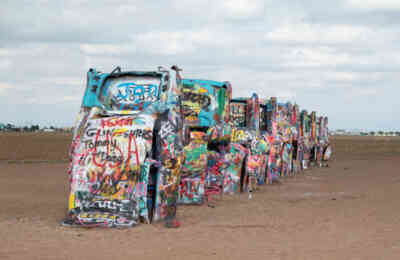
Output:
[0,123,72,133]
[360,131,400,136]
[332,130,400,136]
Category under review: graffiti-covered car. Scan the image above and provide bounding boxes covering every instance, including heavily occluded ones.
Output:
[300,109,312,170]
[63,66,184,228]
[264,97,282,183]
[276,102,295,177]
[318,116,331,167]
[230,94,268,197]
[178,79,244,204]
[290,104,301,174]
[309,111,317,167]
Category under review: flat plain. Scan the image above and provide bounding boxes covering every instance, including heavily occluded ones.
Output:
[1,134,400,260]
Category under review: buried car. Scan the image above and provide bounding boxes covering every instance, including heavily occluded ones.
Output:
[230,94,268,197]
[300,109,312,170]
[316,116,331,167]
[264,97,282,183]
[178,79,240,204]
[179,79,246,205]
[276,102,295,178]
[63,66,184,228]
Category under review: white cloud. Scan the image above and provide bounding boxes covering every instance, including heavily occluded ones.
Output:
[134,31,196,55]
[347,0,400,10]
[283,47,351,67]
[133,29,238,56]
[265,23,371,44]
[219,0,265,19]
[0,83,13,95]
[0,49,10,56]
[343,87,379,102]
[115,4,138,16]
[25,95,81,105]
[172,0,265,20]
[0,59,11,70]
[328,72,357,81]
[359,88,378,96]
[39,77,84,86]
[0,46,45,57]
[80,44,136,55]
[0,0,399,129]
[61,95,82,103]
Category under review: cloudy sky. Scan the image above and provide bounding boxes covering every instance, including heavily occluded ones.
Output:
[1,0,399,130]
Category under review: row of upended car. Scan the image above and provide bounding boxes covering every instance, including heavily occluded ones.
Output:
[63,66,331,228]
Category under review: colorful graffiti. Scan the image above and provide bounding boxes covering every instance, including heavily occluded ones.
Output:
[68,114,154,227]
[64,66,184,228]
[181,79,226,127]
[229,94,269,198]
[179,131,208,204]
[178,79,241,206]
[63,65,331,229]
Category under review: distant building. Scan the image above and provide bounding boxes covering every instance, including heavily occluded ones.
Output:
[43,128,55,132]
[348,131,361,136]
[332,129,346,135]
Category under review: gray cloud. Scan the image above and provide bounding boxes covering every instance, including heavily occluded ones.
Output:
[0,0,399,130]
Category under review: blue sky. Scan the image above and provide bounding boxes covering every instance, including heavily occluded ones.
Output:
[0,0,399,130]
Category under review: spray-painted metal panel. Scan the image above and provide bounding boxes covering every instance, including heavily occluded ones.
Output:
[264,97,281,183]
[178,79,231,204]
[300,110,312,170]
[65,67,184,228]
[179,131,208,204]
[230,94,268,197]
[181,79,227,127]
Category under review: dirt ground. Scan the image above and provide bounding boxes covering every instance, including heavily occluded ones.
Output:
[1,134,400,260]
[0,132,72,162]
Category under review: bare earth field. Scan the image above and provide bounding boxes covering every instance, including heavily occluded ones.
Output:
[0,132,72,162]
[1,134,400,260]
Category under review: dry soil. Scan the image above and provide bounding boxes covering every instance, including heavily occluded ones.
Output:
[0,134,400,260]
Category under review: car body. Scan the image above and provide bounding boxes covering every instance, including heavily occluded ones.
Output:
[310,111,317,167]
[230,94,267,195]
[291,104,302,173]
[300,110,311,169]
[178,79,235,204]
[264,97,282,183]
[319,116,331,166]
[65,66,184,227]
[275,103,289,177]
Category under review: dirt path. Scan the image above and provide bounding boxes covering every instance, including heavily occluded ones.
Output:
[1,137,400,259]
